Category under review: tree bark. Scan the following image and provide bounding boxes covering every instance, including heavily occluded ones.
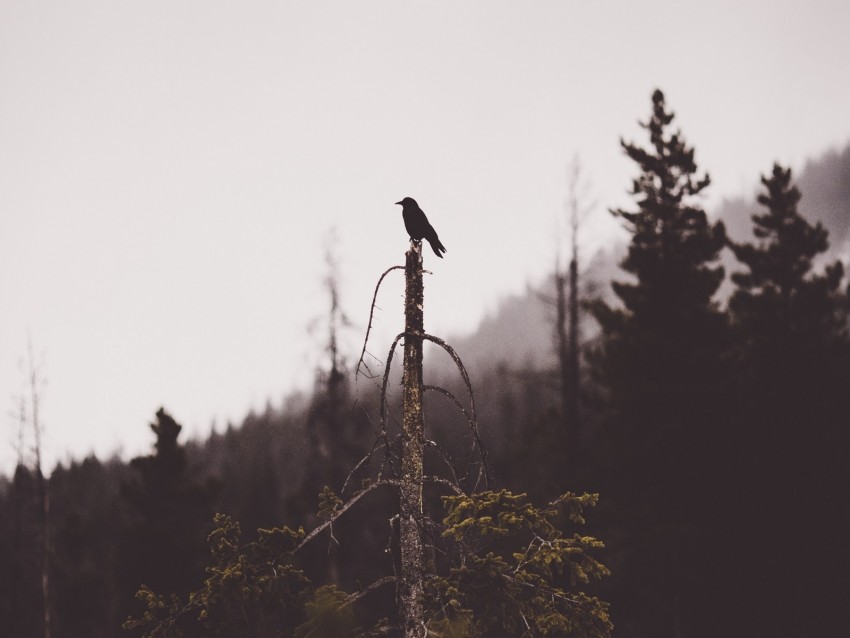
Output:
[399,242,426,638]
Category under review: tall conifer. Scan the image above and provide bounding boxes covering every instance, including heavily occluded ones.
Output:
[119,409,214,615]
[590,89,729,637]
[727,163,850,636]
[729,163,846,357]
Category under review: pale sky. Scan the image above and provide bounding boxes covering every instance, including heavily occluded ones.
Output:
[2,0,849,474]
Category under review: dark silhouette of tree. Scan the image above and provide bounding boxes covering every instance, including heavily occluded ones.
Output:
[119,408,215,622]
[588,89,729,638]
[2,464,42,637]
[726,163,850,637]
[729,163,847,360]
[554,157,593,484]
[49,456,126,637]
[25,338,52,638]
[306,231,363,497]
[1,340,53,637]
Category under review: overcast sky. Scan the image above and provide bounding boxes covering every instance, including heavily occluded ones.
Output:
[2,0,849,473]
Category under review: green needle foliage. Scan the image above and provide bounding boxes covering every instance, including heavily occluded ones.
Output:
[125,491,610,637]
[124,514,311,637]
[428,490,611,637]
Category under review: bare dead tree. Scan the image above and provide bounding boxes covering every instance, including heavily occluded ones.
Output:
[310,231,355,471]
[554,157,593,481]
[351,239,483,636]
[7,396,28,638]
[398,243,426,638]
[26,337,51,638]
[322,229,352,403]
[12,396,27,467]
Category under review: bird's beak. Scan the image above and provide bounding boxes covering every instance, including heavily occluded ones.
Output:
[395,200,402,205]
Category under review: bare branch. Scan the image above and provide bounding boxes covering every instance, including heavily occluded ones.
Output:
[340,434,387,496]
[423,475,465,496]
[377,334,406,480]
[424,438,460,488]
[420,336,490,488]
[424,385,472,428]
[294,480,400,555]
[421,334,476,422]
[379,333,406,432]
[300,577,399,638]
[345,576,396,606]
[356,265,404,380]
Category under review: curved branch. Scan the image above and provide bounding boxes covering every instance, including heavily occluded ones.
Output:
[340,435,387,496]
[424,384,473,429]
[424,437,460,488]
[424,475,466,496]
[421,334,477,422]
[377,334,406,480]
[294,480,400,555]
[424,384,488,489]
[419,338,490,488]
[374,332,491,490]
[380,332,406,431]
[356,265,404,380]
[346,576,396,606]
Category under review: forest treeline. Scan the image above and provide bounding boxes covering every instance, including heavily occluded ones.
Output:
[2,90,849,637]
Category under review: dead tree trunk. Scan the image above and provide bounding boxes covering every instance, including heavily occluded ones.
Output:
[399,242,425,637]
[28,339,51,638]
[556,159,587,482]
[554,267,576,482]
[566,222,581,470]
[567,160,583,454]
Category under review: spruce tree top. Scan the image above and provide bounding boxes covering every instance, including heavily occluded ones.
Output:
[730,163,841,295]
[729,163,846,343]
[612,89,726,318]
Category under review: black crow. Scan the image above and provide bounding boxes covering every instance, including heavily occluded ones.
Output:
[395,197,447,258]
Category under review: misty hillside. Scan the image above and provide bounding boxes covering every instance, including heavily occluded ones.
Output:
[437,247,622,380]
[444,142,850,378]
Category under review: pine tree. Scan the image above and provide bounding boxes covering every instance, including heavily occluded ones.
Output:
[727,163,850,637]
[119,408,215,620]
[729,162,846,361]
[592,90,727,424]
[589,89,729,637]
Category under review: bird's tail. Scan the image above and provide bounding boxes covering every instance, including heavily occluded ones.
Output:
[428,238,447,258]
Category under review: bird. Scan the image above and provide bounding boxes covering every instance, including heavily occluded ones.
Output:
[395,197,447,258]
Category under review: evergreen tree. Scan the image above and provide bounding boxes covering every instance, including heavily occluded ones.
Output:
[589,89,729,637]
[1,465,42,638]
[49,456,126,638]
[729,162,847,364]
[727,163,850,636]
[119,408,215,624]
